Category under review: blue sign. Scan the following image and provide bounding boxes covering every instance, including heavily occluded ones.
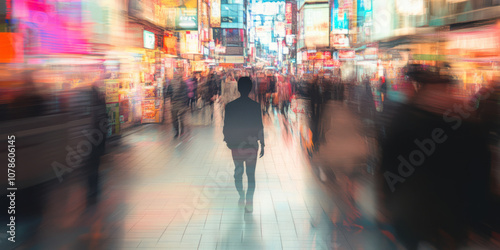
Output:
[331,0,349,34]
[357,0,372,27]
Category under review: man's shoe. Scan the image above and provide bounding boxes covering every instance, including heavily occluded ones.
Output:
[238,198,245,208]
[245,202,253,213]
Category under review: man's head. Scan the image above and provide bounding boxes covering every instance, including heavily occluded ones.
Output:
[238,77,253,96]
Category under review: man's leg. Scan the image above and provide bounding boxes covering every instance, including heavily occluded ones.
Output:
[171,108,179,136]
[244,148,258,203]
[231,150,245,200]
[87,151,100,206]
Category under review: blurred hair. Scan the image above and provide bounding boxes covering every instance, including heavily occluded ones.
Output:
[238,77,252,96]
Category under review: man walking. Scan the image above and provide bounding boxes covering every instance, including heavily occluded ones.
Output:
[223,77,265,213]
[169,72,188,138]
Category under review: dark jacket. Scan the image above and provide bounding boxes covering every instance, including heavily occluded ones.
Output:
[379,103,491,248]
[223,97,265,149]
[169,75,188,110]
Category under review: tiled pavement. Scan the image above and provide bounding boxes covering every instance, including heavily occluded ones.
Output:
[12,101,397,250]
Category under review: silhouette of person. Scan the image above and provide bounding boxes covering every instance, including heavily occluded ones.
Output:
[169,72,188,137]
[86,82,107,206]
[223,77,265,213]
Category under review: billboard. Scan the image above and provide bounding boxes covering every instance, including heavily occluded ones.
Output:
[179,31,199,54]
[304,4,329,48]
[286,2,292,35]
[163,31,177,55]
[210,0,221,27]
[176,8,198,30]
[396,0,424,15]
[144,30,155,49]
[330,34,350,48]
[331,0,349,35]
[357,0,372,27]
[130,0,197,30]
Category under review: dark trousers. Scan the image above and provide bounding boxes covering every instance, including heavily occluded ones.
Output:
[231,147,258,202]
[171,108,184,135]
[87,150,101,204]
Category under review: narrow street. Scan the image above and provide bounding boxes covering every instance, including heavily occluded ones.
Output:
[12,101,395,250]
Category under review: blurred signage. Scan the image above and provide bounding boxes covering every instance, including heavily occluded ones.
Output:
[200,28,210,42]
[143,30,155,49]
[210,0,221,27]
[330,34,350,48]
[0,33,21,63]
[223,47,244,55]
[324,59,341,67]
[215,45,226,53]
[191,61,205,71]
[200,1,209,27]
[221,56,244,63]
[297,52,302,64]
[396,0,424,15]
[357,0,372,28]
[331,0,350,34]
[156,33,164,50]
[0,0,12,31]
[307,51,331,60]
[324,51,332,59]
[163,31,177,55]
[186,31,199,53]
[286,35,295,46]
[180,31,199,54]
[286,3,292,24]
[129,0,170,28]
[339,50,355,59]
[276,22,286,38]
[412,54,447,61]
[364,47,378,60]
[256,26,271,33]
[219,63,234,68]
[304,4,329,48]
[283,47,289,54]
[176,8,198,30]
[105,80,120,103]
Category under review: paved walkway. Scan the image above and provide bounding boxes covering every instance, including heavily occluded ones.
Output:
[10,101,397,250]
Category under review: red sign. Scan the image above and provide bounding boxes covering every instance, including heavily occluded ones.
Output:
[324,51,331,60]
[286,3,292,24]
[285,3,292,35]
[339,50,355,59]
[163,31,177,55]
[324,60,340,67]
[307,51,331,60]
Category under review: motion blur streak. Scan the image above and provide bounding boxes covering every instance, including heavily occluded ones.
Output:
[1,0,500,249]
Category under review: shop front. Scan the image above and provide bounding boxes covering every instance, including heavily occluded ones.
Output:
[444,23,500,97]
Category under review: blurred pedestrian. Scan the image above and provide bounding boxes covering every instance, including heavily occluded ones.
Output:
[86,81,107,206]
[223,77,265,213]
[187,74,198,111]
[379,65,492,249]
[221,74,238,108]
[308,76,323,149]
[169,72,188,137]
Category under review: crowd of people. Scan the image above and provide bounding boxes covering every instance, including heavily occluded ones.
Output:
[297,66,500,249]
